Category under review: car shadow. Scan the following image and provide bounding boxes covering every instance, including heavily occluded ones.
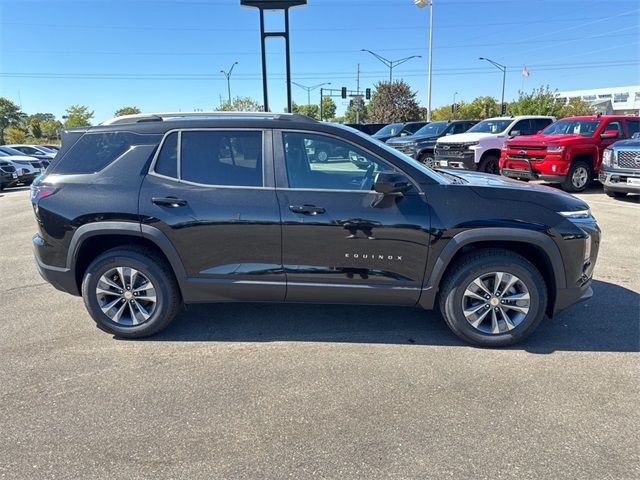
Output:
[129,280,639,353]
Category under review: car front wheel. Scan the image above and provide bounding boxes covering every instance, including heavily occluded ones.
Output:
[439,249,547,347]
[81,247,181,338]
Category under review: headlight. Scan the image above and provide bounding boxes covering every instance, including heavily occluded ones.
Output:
[415,141,434,148]
[464,141,479,149]
[559,209,592,219]
[602,149,613,167]
[547,145,565,152]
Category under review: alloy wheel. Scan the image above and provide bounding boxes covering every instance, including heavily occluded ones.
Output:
[572,166,589,190]
[461,271,530,335]
[96,267,157,326]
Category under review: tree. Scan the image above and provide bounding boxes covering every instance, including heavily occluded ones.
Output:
[114,106,141,117]
[0,97,23,145]
[559,97,594,117]
[458,96,500,119]
[430,104,456,121]
[64,105,94,128]
[344,97,368,123]
[5,125,27,144]
[507,85,594,118]
[29,117,42,139]
[217,96,263,112]
[31,113,56,123]
[367,81,423,123]
[321,96,336,120]
[292,102,319,119]
[41,119,63,140]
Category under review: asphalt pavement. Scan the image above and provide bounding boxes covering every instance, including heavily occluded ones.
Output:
[0,185,638,479]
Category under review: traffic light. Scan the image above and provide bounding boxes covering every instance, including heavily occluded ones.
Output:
[365,88,371,100]
[501,103,507,115]
[341,87,347,99]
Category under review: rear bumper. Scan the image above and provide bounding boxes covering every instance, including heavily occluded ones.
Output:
[33,234,80,296]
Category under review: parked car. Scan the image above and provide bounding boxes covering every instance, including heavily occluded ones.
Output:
[599,132,640,198]
[386,120,478,166]
[42,144,61,151]
[0,160,18,190]
[6,144,56,166]
[31,112,599,347]
[434,116,555,174]
[372,121,429,143]
[500,115,640,192]
[0,149,43,185]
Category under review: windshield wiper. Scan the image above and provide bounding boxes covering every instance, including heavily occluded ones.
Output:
[435,169,467,184]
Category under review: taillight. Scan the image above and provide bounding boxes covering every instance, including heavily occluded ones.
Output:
[30,184,58,204]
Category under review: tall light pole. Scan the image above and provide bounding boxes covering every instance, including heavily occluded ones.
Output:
[361,49,421,82]
[414,0,433,121]
[220,61,238,104]
[479,57,507,110]
[292,81,331,105]
[452,91,458,119]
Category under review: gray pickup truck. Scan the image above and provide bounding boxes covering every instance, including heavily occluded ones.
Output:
[600,132,640,198]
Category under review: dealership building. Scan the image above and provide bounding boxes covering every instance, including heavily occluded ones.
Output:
[556,86,640,115]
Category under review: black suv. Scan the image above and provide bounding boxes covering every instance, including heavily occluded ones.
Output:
[386,120,477,166]
[32,112,600,347]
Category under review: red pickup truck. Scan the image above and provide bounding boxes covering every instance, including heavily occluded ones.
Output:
[500,115,640,192]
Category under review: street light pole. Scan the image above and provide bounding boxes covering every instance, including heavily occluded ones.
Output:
[361,49,421,82]
[414,0,434,121]
[220,61,238,104]
[453,91,458,119]
[479,56,507,109]
[292,81,331,106]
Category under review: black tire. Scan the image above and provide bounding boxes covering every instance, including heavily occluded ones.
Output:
[81,246,181,338]
[604,188,627,198]
[418,152,435,168]
[439,249,547,347]
[561,160,591,192]
[478,154,499,175]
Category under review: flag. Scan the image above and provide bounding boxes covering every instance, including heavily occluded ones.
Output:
[522,66,530,77]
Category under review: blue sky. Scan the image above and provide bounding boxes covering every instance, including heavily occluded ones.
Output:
[1,0,638,123]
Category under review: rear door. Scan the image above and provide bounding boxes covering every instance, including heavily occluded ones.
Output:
[274,130,431,306]
[139,128,285,303]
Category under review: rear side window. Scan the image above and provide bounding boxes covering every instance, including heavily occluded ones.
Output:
[180,131,263,187]
[54,131,160,174]
[154,132,178,178]
[627,120,640,137]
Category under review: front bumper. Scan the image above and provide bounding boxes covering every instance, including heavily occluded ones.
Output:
[553,283,593,316]
[599,167,640,193]
[434,150,475,170]
[501,167,566,183]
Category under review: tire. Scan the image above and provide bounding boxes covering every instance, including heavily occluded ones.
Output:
[81,246,181,338]
[315,147,330,163]
[418,152,435,168]
[604,188,627,198]
[439,249,547,347]
[478,155,499,175]
[561,160,591,192]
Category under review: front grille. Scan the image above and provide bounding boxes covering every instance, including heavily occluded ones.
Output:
[0,164,16,173]
[617,150,640,169]
[507,154,545,161]
[30,161,42,169]
[437,143,467,150]
[508,144,546,151]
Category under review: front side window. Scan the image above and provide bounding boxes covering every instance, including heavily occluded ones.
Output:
[510,119,533,136]
[180,131,263,187]
[283,132,394,191]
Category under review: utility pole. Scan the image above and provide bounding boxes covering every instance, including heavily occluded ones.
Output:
[356,63,360,124]
[479,57,507,110]
[220,61,238,104]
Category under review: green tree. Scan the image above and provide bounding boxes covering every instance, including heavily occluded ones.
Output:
[344,97,368,123]
[292,102,320,119]
[367,81,423,123]
[430,104,456,121]
[0,97,23,144]
[41,119,63,140]
[29,117,42,139]
[217,96,263,112]
[506,85,594,118]
[559,97,594,117]
[458,96,500,119]
[114,106,141,117]
[64,105,94,128]
[5,125,27,144]
[31,113,56,123]
[321,96,337,120]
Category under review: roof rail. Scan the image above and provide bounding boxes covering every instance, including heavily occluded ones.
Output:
[101,111,318,126]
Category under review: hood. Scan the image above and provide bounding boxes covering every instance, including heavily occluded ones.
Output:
[506,133,595,147]
[374,134,398,142]
[437,132,499,143]
[387,133,440,145]
[612,138,640,148]
[439,169,589,212]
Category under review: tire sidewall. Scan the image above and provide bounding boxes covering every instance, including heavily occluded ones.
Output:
[82,252,171,337]
[443,259,546,347]
[480,155,499,175]
[565,161,591,192]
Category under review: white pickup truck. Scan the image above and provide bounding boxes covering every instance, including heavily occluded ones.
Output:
[433,115,556,174]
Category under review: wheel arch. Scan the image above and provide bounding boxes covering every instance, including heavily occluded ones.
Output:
[418,228,565,317]
[480,148,502,162]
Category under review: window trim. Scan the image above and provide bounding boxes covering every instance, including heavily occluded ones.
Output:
[275,129,423,194]
[148,127,271,189]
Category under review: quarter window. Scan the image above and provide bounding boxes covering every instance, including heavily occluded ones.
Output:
[180,131,263,187]
[282,132,394,191]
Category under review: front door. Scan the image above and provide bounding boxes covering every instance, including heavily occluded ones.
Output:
[139,128,285,303]
[275,130,431,306]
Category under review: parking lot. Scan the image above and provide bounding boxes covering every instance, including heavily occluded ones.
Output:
[0,185,638,479]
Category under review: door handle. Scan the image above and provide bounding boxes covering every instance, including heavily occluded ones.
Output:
[152,197,188,207]
[289,204,326,215]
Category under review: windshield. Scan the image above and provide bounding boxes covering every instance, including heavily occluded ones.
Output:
[467,119,512,134]
[542,119,600,136]
[374,123,403,136]
[0,146,27,156]
[414,122,448,136]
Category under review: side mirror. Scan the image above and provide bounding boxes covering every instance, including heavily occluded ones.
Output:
[510,130,521,137]
[600,130,619,139]
[374,171,412,195]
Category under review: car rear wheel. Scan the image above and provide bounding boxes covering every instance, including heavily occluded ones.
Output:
[562,160,591,192]
[479,155,499,174]
[604,189,627,198]
[81,247,181,338]
[439,249,547,347]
